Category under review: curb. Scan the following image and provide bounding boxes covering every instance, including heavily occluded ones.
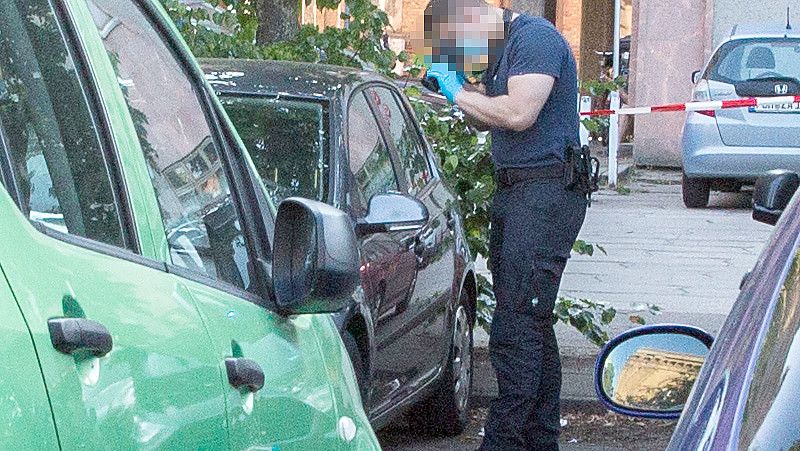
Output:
[599,162,634,186]
[472,345,604,407]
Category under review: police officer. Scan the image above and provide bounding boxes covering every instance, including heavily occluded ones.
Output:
[425,1,587,449]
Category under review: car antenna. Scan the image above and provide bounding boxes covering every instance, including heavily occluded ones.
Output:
[787,7,792,31]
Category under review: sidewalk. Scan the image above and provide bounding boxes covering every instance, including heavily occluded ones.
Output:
[471,167,771,404]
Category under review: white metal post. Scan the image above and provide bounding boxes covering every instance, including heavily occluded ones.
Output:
[608,0,622,188]
[608,91,620,188]
[579,95,592,147]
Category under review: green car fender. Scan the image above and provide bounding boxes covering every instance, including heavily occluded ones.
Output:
[0,222,60,449]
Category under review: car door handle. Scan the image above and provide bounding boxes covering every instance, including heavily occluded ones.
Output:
[48,318,113,357]
[225,357,265,392]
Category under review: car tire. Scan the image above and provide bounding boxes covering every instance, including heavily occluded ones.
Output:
[342,331,369,408]
[409,298,473,436]
[683,173,710,208]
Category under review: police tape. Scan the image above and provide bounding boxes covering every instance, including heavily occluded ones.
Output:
[580,95,800,117]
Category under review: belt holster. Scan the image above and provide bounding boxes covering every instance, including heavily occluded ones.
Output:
[565,144,600,206]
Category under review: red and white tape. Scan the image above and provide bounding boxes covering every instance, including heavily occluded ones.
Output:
[580,95,800,117]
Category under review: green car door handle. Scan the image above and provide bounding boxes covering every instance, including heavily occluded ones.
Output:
[225,357,265,392]
[47,318,113,357]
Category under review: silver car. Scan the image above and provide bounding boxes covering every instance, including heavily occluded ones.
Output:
[682,23,800,208]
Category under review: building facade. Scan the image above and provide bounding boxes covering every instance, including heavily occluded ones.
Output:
[303,0,799,166]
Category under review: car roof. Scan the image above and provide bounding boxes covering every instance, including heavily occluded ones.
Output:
[729,23,800,40]
[200,58,388,100]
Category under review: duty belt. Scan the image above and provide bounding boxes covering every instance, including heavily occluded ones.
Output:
[494,164,565,188]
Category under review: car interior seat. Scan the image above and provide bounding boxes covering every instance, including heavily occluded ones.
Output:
[746,46,776,79]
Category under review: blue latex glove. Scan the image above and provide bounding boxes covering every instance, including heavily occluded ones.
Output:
[426,62,465,103]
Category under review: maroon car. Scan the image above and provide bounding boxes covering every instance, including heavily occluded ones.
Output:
[202,59,477,435]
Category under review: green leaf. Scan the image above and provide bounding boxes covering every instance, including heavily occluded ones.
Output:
[600,307,616,325]
[629,315,646,325]
[445,154,459,171]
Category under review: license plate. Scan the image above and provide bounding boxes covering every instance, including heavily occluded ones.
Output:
[750,102,800,113]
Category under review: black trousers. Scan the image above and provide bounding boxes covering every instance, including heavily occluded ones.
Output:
[480,177,587,451]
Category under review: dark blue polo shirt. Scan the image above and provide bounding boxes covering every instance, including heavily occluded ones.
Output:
[484,14,579,169]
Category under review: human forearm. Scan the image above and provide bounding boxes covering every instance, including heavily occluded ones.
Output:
[455,90,534,132]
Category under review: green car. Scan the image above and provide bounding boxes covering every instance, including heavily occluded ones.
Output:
[0,0,382,449]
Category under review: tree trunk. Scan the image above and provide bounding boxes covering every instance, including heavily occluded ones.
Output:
[256,0,301,44]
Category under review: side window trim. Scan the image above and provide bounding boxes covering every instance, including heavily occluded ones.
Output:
[364,83,438,196]
[112,0,274,304]
[353,85,407,193]
[30,221,166,272]
[345,88,403,193]
[57,0,138,252]
[0,118,22,206]
[391,86,441,182]
[0,0,138,251]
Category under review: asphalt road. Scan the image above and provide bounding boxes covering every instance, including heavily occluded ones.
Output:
[380,169,773,450]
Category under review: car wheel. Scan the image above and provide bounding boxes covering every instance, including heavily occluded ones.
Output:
[342,331,369,408]
[683,173,710,208]
[410,299,473,436]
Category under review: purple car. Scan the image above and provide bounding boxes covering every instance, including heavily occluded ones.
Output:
[595,170,800,449]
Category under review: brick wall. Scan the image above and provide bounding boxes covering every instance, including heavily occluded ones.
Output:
[555,0,583,67]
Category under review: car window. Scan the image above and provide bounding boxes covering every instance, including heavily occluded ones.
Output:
[366,86,431,195]
[0,0,128,248]
[220,95,329,205]
[708,38,800,83]
[347,91,398,215]
[738,249,800,450]
[88,0,255,291]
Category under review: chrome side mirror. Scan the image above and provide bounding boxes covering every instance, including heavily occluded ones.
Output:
[594,325,713,419]
[355,192,428,237]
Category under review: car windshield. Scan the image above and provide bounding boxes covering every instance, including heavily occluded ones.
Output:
[220,95,329,205]
[707,38,800,83]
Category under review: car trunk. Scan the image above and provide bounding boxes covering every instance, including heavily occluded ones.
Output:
[707,38,800,148]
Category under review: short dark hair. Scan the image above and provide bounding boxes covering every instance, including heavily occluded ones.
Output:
[425,0,485,32]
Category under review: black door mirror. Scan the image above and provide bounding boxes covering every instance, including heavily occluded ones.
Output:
[753,170,799,226]
[355,192,429,237]
[272,198,360,315]
[594,325,713,420]
[691,70,702,84]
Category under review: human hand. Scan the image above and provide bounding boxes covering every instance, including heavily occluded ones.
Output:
[425,62,465,103]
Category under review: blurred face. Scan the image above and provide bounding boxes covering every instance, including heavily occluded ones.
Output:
[424,4,505,74]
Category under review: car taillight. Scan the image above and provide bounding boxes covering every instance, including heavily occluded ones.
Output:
[692,80,715,117]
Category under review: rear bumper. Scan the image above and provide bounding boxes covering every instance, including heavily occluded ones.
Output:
[682,116,800,180]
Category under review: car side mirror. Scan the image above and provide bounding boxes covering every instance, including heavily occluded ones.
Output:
[753,170,799,226]
[271,198,360,315]
[594,325,713,420]
[691,70,702,84]
[355,192,429,237]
